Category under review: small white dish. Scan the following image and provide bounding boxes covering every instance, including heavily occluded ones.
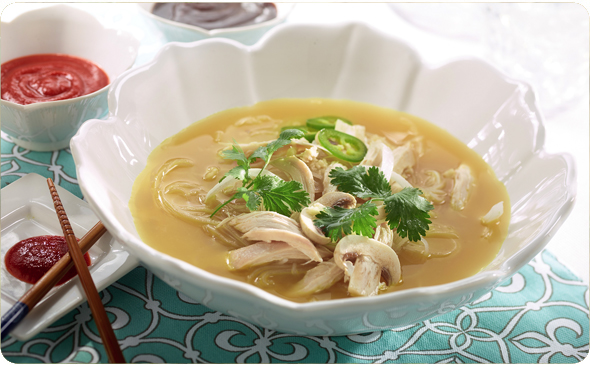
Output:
[0,173,138,341]
[138,2,294,45]
[0,5,140,151]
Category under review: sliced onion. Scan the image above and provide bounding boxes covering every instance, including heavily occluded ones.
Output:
[421,237,430,257]
[389,171,413,188]
[480,201,504,224]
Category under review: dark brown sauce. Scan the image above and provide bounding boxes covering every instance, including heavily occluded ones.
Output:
[151,3,277,30]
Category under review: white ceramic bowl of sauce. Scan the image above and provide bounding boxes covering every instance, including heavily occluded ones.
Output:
[0,5,139,151]
[138,2,294,45]
[70,22,576,335]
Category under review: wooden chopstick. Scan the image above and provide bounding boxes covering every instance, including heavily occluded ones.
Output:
[1,221,107,341]
[47,179,126,363]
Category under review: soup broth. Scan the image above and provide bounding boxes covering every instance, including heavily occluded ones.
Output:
[130,98,510,302]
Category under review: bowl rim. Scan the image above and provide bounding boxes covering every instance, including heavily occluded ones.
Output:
[136,2,295,36]
[0,4,139,110]
[72,21,578,314]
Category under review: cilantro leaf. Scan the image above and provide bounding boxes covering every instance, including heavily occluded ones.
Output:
[211,129,310,218]
[251,175,310,216]
[220,144,249,167]
[314,202,379,242]
[384,187,433,242]
[249,146,269,164]
[329,165,391,200]
[224,165,247,181]
[240,188,261,212]
[271,128,306,151]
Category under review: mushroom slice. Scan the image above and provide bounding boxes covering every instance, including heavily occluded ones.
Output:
[300,203,332,245]
[270,156,316,201]
[289,259,344,297]
[242,228,323,262]
[449,164,473,211]
[315,192,357,209]
[300,192,357,245]
[334,235,401,297]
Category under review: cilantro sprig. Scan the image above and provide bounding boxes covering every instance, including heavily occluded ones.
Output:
[211,129,311,217]
[314,201,379,242]
[314,166,433,242]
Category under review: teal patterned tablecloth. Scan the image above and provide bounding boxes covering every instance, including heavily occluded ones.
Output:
[1,3,589,363]
[1,132,589,363]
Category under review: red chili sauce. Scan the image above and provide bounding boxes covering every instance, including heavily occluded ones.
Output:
[4,235,91,286]
[1,54,109,105]
[151,3,277,30]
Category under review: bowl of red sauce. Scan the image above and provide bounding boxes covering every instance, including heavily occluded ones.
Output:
[138,2,294,45]
[0,5,139,151]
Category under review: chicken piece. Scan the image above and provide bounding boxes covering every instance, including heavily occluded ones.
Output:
[229,212,323,261]
[289,259,344,296]
[391,143,416,175]
[270,156,316,202]
[450,164,473,211]
[229,211,301,234]
[360,140,394,182]
[242,228,323,262]
[322,162,345,195]
[373,223,394,247]
[335,120,367,143]
[228,242,315,270]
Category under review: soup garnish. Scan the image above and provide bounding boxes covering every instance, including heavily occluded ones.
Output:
[130,98,510,302]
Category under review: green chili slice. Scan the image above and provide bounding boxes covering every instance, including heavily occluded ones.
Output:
[317,129,367,163]
[280,126,316,142]
[306,116,352,130]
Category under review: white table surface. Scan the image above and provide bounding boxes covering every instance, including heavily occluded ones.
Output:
[2,2,588,283]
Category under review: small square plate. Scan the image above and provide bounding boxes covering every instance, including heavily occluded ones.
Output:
[1,173,138,341]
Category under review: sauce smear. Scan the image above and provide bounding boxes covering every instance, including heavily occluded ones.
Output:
[5,235,91,286]
[151,3,277,30]
[1,54,109,105]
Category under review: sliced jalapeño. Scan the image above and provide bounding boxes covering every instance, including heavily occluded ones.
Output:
[306,116,352,130]
[317,129,367,163]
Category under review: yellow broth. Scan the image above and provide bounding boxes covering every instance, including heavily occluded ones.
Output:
[130,98,510,302]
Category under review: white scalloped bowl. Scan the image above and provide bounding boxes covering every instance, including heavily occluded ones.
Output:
[71,23,576,336]
[0,5,139,151]
[137,3,294,45]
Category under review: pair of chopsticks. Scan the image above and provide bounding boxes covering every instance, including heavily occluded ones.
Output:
[1,179,125,363]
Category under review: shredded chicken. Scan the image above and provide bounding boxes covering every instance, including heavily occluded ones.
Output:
[449,164,473,211]
[289,259,344,296]
[228,242,317,270]
[391,143,416,175]
[242,228,323,262]
[322,162,345,195]
[360,140,394,182]
[335,119,367,143]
